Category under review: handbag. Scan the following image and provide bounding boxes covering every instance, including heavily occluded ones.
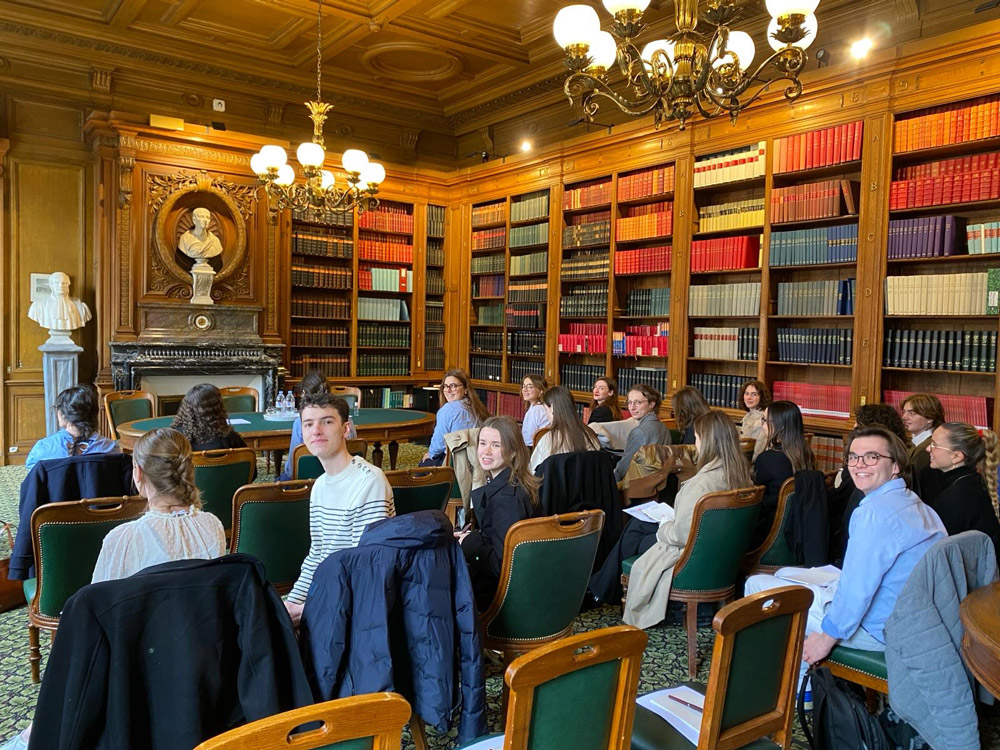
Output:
[0,522,27,612]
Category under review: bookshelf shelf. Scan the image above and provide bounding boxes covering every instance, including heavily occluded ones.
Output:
[471,220,506,230]
[886,254,1000,265]
[290,345,350,350]
[357,346,411,350]
[688,357,757,364]
[509,242,550,253]
[690,267,761,276]
[767,361,852,369]
[561,315,608,320]
[772,160,863,182]
[509,270,549,279]
[472,296,505,301]
[358,226,414,239]
[291,315,351,321]
[509,216,549,227]
[563,202,612,215]
[693,225,765,239]
[768,261,858,271]
[883,366,996,376]
[770,215,859,229]
[617,192,675,208]
[688,315,761,320]
[893,135,1000,164]
[614,353,668,360]
[360,288,410,296]
[693,175,766,193]
[888,198,1000,218]
[507,353,546,360]
[885,314,999,320]
[767,315,855,320]
[615,233,672,246]
[615,270,671,278]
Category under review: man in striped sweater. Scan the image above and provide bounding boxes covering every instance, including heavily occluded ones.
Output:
[284,393,395,626]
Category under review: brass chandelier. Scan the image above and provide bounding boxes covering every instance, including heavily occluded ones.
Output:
[553,0,819,131]
[251,0,384,214]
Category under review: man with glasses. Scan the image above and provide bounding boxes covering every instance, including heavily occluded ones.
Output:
[746,424,945,682]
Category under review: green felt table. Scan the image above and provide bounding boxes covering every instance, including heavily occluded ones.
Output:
[116,409,435,469]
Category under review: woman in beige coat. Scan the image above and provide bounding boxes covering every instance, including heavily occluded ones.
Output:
[623,410,753,629]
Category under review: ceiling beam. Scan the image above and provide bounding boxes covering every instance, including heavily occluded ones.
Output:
[160,0,204,26]
[105,0,149,29]
[424,0,474,20]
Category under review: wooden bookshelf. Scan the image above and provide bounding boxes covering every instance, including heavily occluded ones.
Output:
[424,204,446,373]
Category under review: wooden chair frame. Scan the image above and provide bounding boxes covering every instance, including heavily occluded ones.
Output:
[219,386,259,411]
[502,625,648,750]
[290,440,368,480]
[192,692,411,750]
[738,436,756,456]
[104,390,157,439]
[193,447,257,476]
[384,466,456,511]
[531,426,551,448]
[823,658,889,694]
[329,385,362,405]
[28,495,147,683]
[743,476,796,575]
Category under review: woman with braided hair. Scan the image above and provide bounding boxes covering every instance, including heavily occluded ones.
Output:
[926,421,1000,565]
[92,428,225,582]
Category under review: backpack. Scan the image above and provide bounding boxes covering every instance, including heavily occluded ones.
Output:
[798,666,893,750]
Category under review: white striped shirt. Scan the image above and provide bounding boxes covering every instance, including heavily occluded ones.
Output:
[286,456,395,604]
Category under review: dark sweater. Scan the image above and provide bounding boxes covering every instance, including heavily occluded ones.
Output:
[751,449,794,548]
[587,405,616,424]
[190,429,248,453]
[928,465,1000,566]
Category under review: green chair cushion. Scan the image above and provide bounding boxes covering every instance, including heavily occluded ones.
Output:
[528,659,618,750]
[222,394,256,414]
[827,646,887,681]
[195,460,255,531]
[296,453,324,481]
[622,555,639,577]
[313,739,372,750]
[22,578,36,603]
[455,734,504,749]
[234,498,310,588]
[630,703,779,750]
[758,493,797,568]
[109,398,152,429]
[669,429,683,444]
[673,504,759,592]
[720,614,793,731]
[393,483,452,515]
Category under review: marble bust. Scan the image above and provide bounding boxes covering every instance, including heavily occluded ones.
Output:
[27,272,92,332]
[178,207,224,260]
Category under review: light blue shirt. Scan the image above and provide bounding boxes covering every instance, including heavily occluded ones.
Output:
[428,399,481,459]
[822,477,946,643]
[521,403,550,447]
[25,429,121,471]
[280,416,358,481]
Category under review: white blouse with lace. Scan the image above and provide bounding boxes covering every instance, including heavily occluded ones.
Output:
[91,507,226,583]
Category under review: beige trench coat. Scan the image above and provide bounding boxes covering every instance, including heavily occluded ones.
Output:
[623,459,731,629]
[444,427,486,513]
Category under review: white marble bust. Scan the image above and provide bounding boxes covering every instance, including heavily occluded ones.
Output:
[178,207,224,260]
[27,272,92,331]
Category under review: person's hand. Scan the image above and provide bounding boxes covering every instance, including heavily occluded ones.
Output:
[455,530,471,544]
[802,631,837,666]
[285,600,304,628]
[421,452,431,463]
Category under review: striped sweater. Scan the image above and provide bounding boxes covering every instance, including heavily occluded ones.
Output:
[286,456,395,604]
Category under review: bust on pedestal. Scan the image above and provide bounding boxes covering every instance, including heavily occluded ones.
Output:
[27,272,92,435]
[179,207,224,305]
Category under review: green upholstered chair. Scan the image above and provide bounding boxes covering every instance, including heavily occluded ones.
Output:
[220,386,259,415]
[744,477,798,575]
[192,692,412,750]
[669,428,683,444]
[192,448,256,533]
[27,495,147,683]
[457,625,647,750]
[291,440,368,481]
[104,390,157,440]
[384,466,455,516]
[630,586,813,750]
[481,510,605,679]
[230,480,313,595]
[823,647,888,694]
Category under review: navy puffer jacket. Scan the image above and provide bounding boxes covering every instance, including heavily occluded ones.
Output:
[299,510,486,742]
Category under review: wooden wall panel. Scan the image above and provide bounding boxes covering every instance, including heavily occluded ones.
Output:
[6,384,45,460]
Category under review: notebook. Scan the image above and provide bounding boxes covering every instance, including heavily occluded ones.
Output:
[637,685,705,744]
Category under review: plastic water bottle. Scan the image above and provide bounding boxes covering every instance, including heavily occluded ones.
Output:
[284,390,295,415]
[274,391,286,415]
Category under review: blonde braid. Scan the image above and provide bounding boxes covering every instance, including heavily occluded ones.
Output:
[981,429,1000,520]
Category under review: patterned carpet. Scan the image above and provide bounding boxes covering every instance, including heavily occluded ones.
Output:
[2,448,1000,748]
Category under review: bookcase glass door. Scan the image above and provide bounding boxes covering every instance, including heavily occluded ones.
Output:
[470,198,507,387]
[425,204,446,373]
[508,188,550,402]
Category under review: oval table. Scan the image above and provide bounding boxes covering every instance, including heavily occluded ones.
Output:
[960,580,1000,700]
[115,409,435,470]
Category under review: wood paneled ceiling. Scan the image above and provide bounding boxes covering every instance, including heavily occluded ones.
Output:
[0,0,998,165]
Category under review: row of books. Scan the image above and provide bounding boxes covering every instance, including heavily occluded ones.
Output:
[894,94,1000,153]
[358,204,414,234]
[291,266,351,290]
[560,364,606,392]
[968,221,1000,255]
[613,331,669,358]
[619,165,675,201]
[887,216,961,259]
[472,227,506,251]
[812,435,846,473]
[688,373,746,409]
[775,279,856,316]
[769,224,859,266]
[692,327,759,361]
[775,328,853,365]
[427,205,446,239]
[426,269,445,296]
[508,329,546,356]
[688,282,761,317]
[362,388,413,409]
[509,359,542,385]
[427,241,445,266]
[560,323,609,354]
[292,231,353,259]
[770,180,858,224]
[471,331,503,353]
[358,322,410,348]
[694,142,767,188]
[773,121,863,174]
[357,237,413,264]
[425,328,444,351]
[697,197,766,233]
[618,367,668,397]
[895,151,1000,180]
[472,202,506,227]
[511,251,547,276]
[291,297,350,320]
[625,287,671,317]
[885,272,995,316]
[508,281,547,303]
[883,390,991,430]
[889,169,1000,210]
[690,235,760,273]
[471,356,503,382]
[562,250,609,281]
[511,191,550,223]
[472,275,504,298]
[561,286,608,317]
[358,297,410,321]
[773,381,851,418]
[477,304,504,326]
[357,353,410,377]
[471,253,505,274]
[496,393,529,421]
[510,222,549,248]
[616,203,673,242]
[426,349,445,371]
[358,266,413,292]
[614,245,672,275]
[290,326,350,348]
[506,303,546,329]
[883,329,997,372]
[563,219,611,248]
[426,301,444,322]
[289,355,350,379]
[292,207,353,228]
[563,179,612,211]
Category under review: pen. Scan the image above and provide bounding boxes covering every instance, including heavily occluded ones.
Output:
[668,694,704,713]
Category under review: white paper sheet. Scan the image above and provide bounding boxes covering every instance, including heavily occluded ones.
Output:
[226,418,251,425]
[637,685,705,745]
[775,564,841,587]
[624,500,676,525]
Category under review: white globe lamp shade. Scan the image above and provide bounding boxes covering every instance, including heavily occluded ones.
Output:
[587,31,618,70]
[249,152,269,175]
[641,39,675,65]
[275,164,296,186]
[602,0,651,13]
[767,13,817,51]
[553,5,601,50]
[258,145,287,170]
[342,148,369,174]
[724,31,756,71]
[360,162,386,186]
[765,0,820,18]
[320,170,336,190]
[296,141,326,168]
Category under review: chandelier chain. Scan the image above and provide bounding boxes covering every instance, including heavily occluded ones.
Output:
[315,0,322,102]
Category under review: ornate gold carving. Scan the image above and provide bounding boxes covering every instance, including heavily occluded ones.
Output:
[400,129,421,151]
[267,102,283,126]
[91,67,114,94]
[118,155,135,208]
[118,135,250,167]
[118,200,132,327]
[266,219,276,330]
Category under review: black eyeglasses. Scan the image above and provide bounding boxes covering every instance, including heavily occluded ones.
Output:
[846,452,891,466]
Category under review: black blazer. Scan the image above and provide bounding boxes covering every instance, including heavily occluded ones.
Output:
[587,405,616,425]
[462,468,536,580]
[751,449,794,548]
[190,429,248,453]
[929,465,1000,565]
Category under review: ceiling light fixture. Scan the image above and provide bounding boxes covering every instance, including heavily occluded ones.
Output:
[251,0,384,216]
[553,0,820,131]
[850,37,874,59]
[520,139,533,152]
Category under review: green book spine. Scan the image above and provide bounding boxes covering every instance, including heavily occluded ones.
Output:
[987,268,1000,315]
